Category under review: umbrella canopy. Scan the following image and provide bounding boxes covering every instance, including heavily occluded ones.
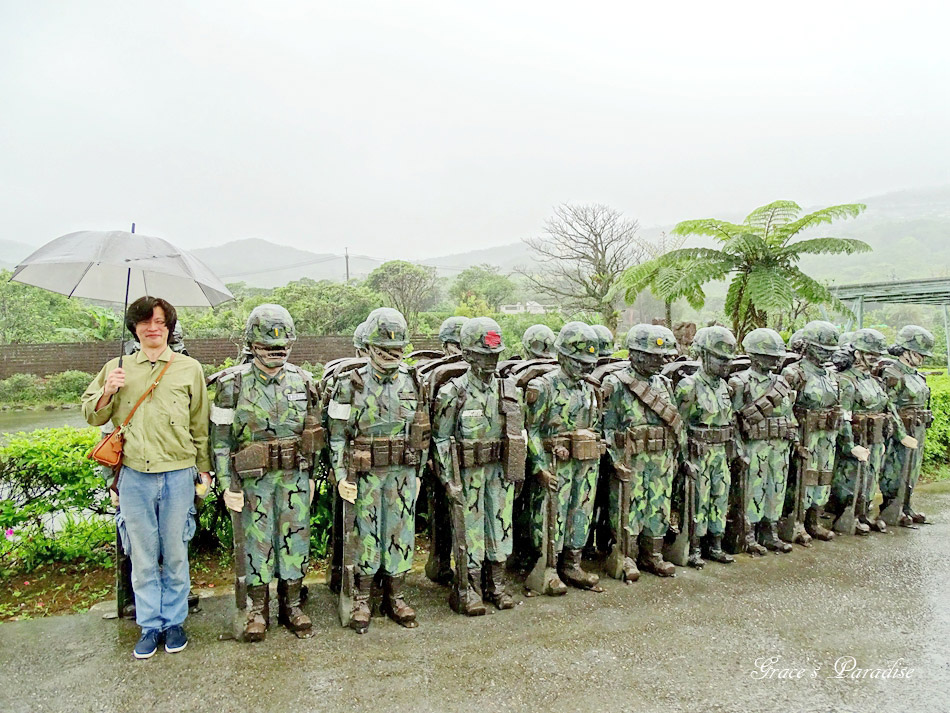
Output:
[10,230,233,307]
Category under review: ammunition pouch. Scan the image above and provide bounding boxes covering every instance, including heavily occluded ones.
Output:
[616,370,682,435]
[353,435,419,472]
[300,416,326,456]
[543,429,601,461]
[802,469,834,487]
[615,424,675,455]
[742,416,793,441]
[409,409,431,452]
[233,439,300,478]
[898,407,933,431]
[794,406,842,434]
[688,425,735,459]
[499,377,526,484]
[458,439,504,467]
[503,432,527,484]
[851,412,889,445]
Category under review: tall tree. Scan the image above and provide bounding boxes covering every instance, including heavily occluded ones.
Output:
[520,203,644,330]
[365,260,439,331]
[622,200,871,341]
[449,264,516,311]
[637,231,689,328]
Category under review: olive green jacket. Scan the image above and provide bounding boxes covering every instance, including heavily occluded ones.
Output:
[82,346,212,473]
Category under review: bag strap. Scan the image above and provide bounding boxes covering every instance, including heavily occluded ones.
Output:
[118,353,177,429]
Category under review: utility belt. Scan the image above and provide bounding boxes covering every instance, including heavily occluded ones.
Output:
[352,435,422,471]
[801,468,834,487]
[794,406,841,433]
[688,425,735,458]
[614,424,675,455]
[233,438,302,478]
[457,438,504,467]
[742,416,793,441]
[851,412,889,445]
[898,407,933,431]
[543,429,604,461]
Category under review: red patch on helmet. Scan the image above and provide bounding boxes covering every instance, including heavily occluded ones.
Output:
[484,331,502,348]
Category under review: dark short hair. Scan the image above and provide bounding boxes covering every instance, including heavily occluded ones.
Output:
[126,296,177,341]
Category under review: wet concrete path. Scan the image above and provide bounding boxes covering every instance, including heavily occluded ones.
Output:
[2,484,949,713]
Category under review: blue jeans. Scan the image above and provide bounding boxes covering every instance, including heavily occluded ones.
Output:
[116,466,197,632]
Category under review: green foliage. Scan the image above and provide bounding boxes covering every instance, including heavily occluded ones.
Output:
[450,264,516,311]
[272,278,382,335]
[922,374,950,474]
[0,515,114,574]
[622,200,870,341]
[0,374,43,404]
[366,261,439,331]
[43,371,94,402]
[496,312,567,357]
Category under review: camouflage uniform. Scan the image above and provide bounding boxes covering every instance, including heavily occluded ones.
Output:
[212,305,321,639]
[432,317,523,614]
[675,326,738,566]
[601,324,680,580]
[781,321,841,543]
[880,325,935,523]
[525,322,603,592]
[329,308,427,632]
[831,329,895,533]
[729,329,797,555]
[439,316,469,356]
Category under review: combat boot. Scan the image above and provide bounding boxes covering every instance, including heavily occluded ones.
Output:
[905,491,926,523]
[744,521,768,557]
[483,561,515,610]
[383,574,418,628]
[687,536,705,569]
[804,506,834,541]
[758,521,792,553]
[638,536,675,577]
[558,548,601,590]
[350,575,372,635]
[705,535,735,564]
[243,585,269,642]
[277,578,312,633]
[449,570,487,617]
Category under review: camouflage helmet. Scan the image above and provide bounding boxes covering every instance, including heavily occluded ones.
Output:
[852,328,887,355]
[438,316,469,346]
[592,324,614,357]
[742,328,786,357]
[626,323,678,355]
[693,326,737,358]
[801,320,840,349]
[352,321,368,351]
[168,322,186,352]
[364,307,409,348]
[789,328,806,353]
[522,324,555,358]
[896,325,935,357]
[838,331,856,348]
[245,304,296,347]
[460,317,505,355]
[554,321,600,364]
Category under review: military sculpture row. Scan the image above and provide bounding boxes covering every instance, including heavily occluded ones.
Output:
[175,306,933,640]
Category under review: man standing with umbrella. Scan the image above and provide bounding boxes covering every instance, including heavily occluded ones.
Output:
[82,297,211,658]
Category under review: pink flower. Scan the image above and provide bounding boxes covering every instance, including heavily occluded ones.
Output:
[3,528,13,541]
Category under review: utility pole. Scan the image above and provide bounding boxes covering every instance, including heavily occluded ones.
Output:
[345,248,350,282]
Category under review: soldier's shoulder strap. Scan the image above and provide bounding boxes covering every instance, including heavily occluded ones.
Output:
[285,363,321,408]
[872,357,896,379]
[513,360,558,390]
[614,369,682,433]
[206,361,251,388]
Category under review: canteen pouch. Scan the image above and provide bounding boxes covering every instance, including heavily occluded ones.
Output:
[571,429,600,461]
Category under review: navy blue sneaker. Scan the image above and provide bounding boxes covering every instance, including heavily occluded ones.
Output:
[163,625,188,653]
[133,629,161,659]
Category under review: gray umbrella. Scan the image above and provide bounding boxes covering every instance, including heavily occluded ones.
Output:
[10,227,234,362]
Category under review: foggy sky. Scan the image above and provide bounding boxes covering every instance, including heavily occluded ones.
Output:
[2,1,948,259]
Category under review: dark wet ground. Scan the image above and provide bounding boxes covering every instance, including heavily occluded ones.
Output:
[2,484,949,713]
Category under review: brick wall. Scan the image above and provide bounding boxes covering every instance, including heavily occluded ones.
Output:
[0,336,442,379]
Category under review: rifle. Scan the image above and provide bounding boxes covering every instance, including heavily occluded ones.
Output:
[880,447,911,527]
[604,463,631,580]
[778,445,807,543]
[664,461,693,567]
[834,459,861,535]
[338,440,358,628]
[229,475,247,641]
[526,449,563,595]
[446,437,470,611]
[723,454,749,554]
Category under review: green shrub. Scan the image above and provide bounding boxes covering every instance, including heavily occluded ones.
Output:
[0,514,114,573]
[0,373,43,404]
[44,370,93,402]
[922,374,950,472]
